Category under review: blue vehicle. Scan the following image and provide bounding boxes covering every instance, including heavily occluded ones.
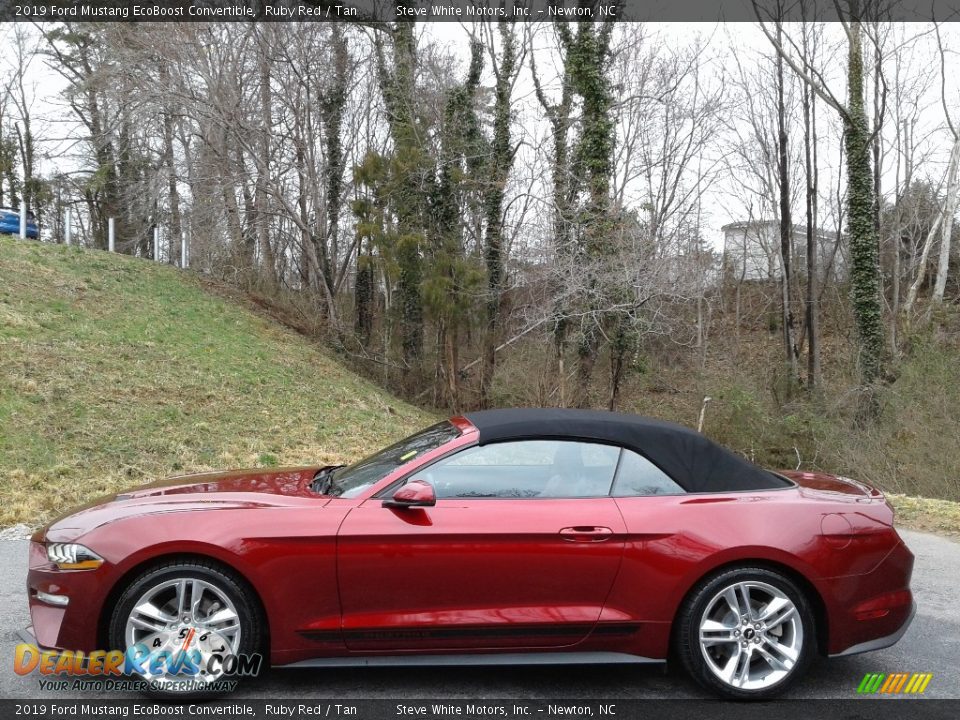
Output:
[0,206,39,239]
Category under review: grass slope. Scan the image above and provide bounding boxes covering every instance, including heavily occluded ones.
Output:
[0,237,434,526]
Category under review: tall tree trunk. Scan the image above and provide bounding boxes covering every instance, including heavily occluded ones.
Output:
[569,19,618,407]
[355,245,374,346]
[872,29,884,308]
[159,61,182,267]
[903,212,944,315]
[802,27,821,390]
[320,31,349,300]
[480,22,517,408]
[932,135,960,303]
[776,28,798,390]
[163,113,182,267]
[295,139,311,289]
[445,324,460,412]
[608,323,627,411]
[256,47,277,286]
[377,18,426,377]
[845,6,885,409]
[237,148,257,271]
[890,120,904,352]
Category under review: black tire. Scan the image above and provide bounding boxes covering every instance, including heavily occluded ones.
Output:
[108,559,262,698]
[676,566,815,700]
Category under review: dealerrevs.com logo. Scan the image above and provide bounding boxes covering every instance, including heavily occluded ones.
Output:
[13,642,262,693]
[857,672,934,695]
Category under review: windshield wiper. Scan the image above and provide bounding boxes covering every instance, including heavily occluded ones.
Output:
[311,465,345,495]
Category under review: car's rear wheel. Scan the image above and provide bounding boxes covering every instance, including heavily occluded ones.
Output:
[108,559,261,697]
[676,567,815,700]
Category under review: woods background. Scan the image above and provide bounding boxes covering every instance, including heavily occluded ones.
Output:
[2,5,959,503]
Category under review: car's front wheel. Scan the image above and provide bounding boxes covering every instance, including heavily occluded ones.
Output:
[108,559,261,697]
[676,567,815,699]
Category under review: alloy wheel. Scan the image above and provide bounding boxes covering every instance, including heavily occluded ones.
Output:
[698,580,803,691]
[124,577,242,690]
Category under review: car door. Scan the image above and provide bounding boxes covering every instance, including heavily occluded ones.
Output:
[336,440,627,652]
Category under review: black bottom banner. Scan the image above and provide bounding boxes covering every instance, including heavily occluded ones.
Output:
[2,700,959,720]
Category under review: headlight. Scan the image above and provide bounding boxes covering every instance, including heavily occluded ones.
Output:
[46,543,104,570]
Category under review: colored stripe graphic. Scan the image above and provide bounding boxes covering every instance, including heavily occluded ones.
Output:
[858,672,932,694]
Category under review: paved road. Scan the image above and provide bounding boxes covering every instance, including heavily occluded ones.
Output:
[2,530,958,700]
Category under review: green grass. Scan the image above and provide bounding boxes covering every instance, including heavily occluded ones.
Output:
[0,237,434,526]
[888,494,960,538]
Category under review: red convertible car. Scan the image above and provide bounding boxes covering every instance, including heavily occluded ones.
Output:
[25,409,914,699]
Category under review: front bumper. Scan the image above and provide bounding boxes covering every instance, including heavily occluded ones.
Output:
[17,624,100,669]
[18,626,42,647]
[26,541,111,652]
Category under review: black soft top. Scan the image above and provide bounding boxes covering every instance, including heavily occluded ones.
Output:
[461,408,787,493]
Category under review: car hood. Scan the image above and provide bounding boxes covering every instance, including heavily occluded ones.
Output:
[39,466,324,543]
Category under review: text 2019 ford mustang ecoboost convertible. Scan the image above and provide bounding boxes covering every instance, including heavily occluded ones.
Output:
[24,409,915,699]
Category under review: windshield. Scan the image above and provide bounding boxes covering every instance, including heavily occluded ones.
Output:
[324,421,461,498]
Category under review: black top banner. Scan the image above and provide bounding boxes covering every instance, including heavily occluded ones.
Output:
[1,0,959,23]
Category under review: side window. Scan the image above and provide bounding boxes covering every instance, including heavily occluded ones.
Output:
[419,440,620,499]
[611,449,685,497]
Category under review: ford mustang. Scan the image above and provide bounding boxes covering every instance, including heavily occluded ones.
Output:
[24,409,915,699]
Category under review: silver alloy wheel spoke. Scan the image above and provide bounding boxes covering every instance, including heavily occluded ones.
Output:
[175,579,188,616]
[733,646,753,687]
[130,602,174,632]
[755,638,793,672]
[723,586,744,618]
[205,607,239,626]
[719,646,742,684]
[124,577,242,692]
[759,596,795,628]
[700,619,738,647]
[699,580,803,691]
[736,584,753,620]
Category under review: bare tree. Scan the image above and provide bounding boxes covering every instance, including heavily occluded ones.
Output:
[757,2,887,416]
[932,23,959,305]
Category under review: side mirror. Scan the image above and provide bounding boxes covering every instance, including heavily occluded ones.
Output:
[383,478,436,509]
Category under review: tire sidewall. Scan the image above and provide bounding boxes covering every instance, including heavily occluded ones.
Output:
[108,562,261,698]
[678,567,815,700]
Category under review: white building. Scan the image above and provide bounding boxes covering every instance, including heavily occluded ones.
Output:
[721,220,845,282]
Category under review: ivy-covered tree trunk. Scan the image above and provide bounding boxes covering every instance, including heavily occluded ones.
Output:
[378,18,427,378]
[352,153,388,350]
[569,18,618,409]
[548,77,574,407]
[844,11,885,402]
[480,22,517,408]
[319,31,349,303]
[354,249,375,345]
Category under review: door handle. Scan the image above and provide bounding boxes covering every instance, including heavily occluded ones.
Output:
[559,526,614,542]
